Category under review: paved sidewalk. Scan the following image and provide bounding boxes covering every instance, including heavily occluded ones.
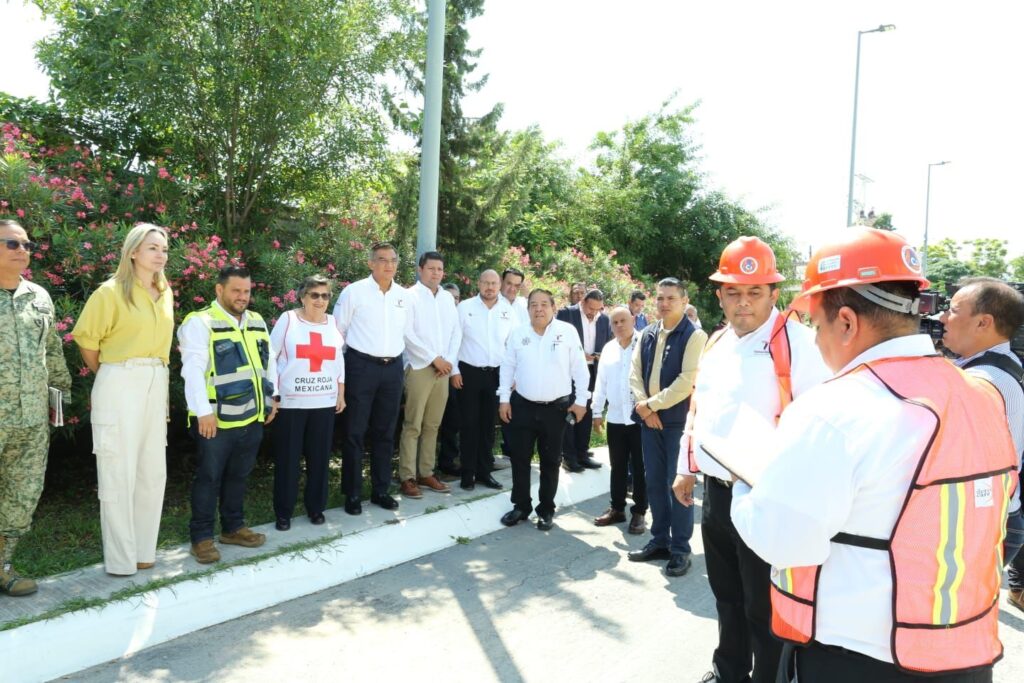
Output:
[67,494,1024,682]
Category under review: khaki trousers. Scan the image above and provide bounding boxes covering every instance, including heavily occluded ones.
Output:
[398,365,449,482]
[91,359,168,575]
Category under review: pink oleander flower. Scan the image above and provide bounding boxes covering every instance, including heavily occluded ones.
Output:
[78,366,91,376]
[83,242,92,250]
[193,295,205,303]
[63,333,74,343]
[157,167,170,180]
[67,416,80,425]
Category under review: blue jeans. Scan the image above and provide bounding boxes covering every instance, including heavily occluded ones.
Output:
[1005,508,1024,590]
[641,425,693,554]
[189,421,264,543]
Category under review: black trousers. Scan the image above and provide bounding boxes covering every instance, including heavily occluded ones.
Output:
[704,476,780,683]
[457,362,499,480]
[272,406,334,519]
[508,393,567,516]
[437,387,461,470]
[189,421,263,544]
[607,422,646,513]
[783,641,992,683]
[341,351,404,500]
[562,363,597,462]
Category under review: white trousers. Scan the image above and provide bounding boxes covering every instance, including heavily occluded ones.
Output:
[90,359,168,575]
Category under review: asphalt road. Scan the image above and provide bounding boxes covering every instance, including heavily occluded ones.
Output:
[62,496,1024,683]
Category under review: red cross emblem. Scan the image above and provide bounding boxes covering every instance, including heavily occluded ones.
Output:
[295,332,336,373]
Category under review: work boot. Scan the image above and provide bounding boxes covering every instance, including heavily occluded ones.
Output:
[1009,588,1024,612]
[418,475,451,492]
[0,563,37,597]
[190,539,221,564]
[219,527,266,548]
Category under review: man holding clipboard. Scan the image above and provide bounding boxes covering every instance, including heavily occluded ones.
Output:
[673,237,829,683]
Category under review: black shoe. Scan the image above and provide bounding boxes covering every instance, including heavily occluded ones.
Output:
[627,542,671,562]
[561,459,585,473]
[501,509,530,527]
[309,512,326,525]
[275,517,290,531]
[371,493,399,510]
[344,498,362,516]
[665,552,692,577]
[460,479,476,491]
[579,456,603,470]
[476,474,504,490]
[536,514,554,531]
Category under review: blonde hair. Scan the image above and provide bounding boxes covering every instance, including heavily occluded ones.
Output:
[115,223,169,307]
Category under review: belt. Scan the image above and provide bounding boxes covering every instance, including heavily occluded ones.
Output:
[103,357,168,368]
[346,347,400,365]
[513,392,570,406]
[709,475,733,488]
[461,362,499,372]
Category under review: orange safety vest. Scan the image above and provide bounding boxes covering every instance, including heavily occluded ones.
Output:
[685,309,795,472]
[769,355,1018,675]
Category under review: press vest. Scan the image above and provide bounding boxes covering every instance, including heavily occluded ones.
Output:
[686,310,794,472]
[183,306,274,429]
[635,318,696,428]
[769,355,1017,675]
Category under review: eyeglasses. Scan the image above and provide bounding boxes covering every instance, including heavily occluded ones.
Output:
[373,257,400,266]
[2,240,38,252]
[305,292,331,300]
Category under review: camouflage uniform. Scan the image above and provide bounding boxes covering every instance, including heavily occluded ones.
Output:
[0,279,72,568]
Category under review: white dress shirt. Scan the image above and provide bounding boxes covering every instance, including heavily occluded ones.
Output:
[591,332,640,425]
[509,295,530,327]
[679,308,831,478]
[178,300,278,418]
[581,311,598,357]
[956,341,1024,513]
[730,334,955,664]
[499,319,591,407]
[403,281,462,371]
[332,275,410,358]
[454,295,515,373]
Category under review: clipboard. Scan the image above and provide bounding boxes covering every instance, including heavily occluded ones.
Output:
[698,434,764,487]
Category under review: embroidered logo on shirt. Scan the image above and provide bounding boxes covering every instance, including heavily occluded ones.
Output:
[521,337,531,346]
[500,312,509,320]
[395,299,405,308]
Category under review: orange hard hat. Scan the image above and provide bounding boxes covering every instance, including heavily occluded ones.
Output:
[793,228,930,313]
[708,236,785,285]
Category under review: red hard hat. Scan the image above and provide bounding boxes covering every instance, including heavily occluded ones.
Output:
[793,228,930,313]
[708,236,785,285]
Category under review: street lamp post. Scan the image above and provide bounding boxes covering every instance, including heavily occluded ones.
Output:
[922,161,951,276]
[416,0,446,257]
[846,24,895,228]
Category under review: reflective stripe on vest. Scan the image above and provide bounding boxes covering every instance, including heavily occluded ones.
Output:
[685,309,794,473]
[184,306,273,430]
[768,355,1018,674]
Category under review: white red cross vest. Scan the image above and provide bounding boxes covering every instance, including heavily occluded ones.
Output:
[769,355,1018,675]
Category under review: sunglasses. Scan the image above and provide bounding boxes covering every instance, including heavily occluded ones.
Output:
[2,240,39,252]
[305,292,331,300]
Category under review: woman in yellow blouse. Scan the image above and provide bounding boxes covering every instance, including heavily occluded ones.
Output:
[72,223,174,576]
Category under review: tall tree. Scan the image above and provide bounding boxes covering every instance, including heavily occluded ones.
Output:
[36,0,413,236]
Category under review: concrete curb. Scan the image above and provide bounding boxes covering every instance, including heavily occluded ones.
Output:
[3,451,612,682]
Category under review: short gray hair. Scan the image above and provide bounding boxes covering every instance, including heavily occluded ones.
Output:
[298,274,332,299]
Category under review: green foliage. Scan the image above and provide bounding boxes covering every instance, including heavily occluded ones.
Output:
[965,238,1009,278]
[35,0,414,236]
[873,212,895,231]
[1010,255,1024,282]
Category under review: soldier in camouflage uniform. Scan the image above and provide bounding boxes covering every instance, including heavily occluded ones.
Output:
[0,219,72,596]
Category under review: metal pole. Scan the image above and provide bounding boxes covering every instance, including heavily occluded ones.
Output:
[846,31,863,228]
[923,165,933,276]
[416,0,446,257]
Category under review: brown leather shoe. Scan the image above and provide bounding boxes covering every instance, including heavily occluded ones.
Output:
[136,562,155,570]
[190,539,221,564]
[594,507,626,527]
[1009,589,1024,612]
[418,475,451,492]
[400,478,423,499]
[219,527,266,548]
[628,512,647,535]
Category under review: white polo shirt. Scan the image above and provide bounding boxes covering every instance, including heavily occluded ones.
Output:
[454,295,515,372]
[332,275,410,358]
[592,333,640,425]
[731,334,952,664]
[499,319,591,407]
[403,281,462,371]
[680,308,831,479]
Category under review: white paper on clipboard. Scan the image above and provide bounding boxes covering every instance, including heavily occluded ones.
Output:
[697,405,778,487]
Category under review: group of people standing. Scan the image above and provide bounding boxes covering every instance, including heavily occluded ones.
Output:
[2,215,1023,683]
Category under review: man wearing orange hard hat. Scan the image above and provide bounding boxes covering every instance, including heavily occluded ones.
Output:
[730,228,1016,682]
[673,236,830,683]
